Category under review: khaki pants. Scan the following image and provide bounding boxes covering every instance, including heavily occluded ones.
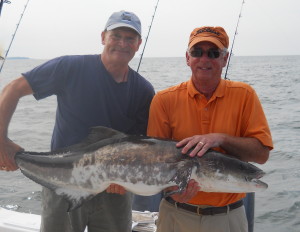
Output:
[40,187,132,232]
[157,199,248,232]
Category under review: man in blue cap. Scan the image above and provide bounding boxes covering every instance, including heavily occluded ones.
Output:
[0,10,155,232]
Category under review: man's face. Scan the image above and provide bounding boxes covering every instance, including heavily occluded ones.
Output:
[186,41,228,83]
[101,28,142,64]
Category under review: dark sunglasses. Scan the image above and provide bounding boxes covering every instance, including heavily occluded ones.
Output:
[189,48,224,59]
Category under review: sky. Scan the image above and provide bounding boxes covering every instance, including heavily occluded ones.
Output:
[0,0,299,59]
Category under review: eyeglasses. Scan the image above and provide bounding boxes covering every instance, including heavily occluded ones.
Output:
[189,48,224,59]
[109,33,137,45]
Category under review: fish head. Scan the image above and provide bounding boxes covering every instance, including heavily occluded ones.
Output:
[192,151,268,193]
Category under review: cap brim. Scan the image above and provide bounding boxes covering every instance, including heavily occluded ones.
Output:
[189,37,225,50]
[106,23,141,36]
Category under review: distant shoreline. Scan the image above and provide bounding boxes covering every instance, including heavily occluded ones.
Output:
[7,57,30,60]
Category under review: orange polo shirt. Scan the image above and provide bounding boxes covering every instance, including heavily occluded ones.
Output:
[147,78,273,207]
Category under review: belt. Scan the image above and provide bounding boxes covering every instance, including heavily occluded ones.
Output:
[165,197,243,216]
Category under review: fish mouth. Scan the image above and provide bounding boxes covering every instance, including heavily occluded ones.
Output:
[255,171,266,179]
[245,171,268,189]
[251,179,268,189]
[245,171,266,183]
[246,169,266,180]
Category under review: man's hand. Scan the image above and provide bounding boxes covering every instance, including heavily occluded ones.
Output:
[166,179,200,203]
[0,138,23,171]
[176,133,224,157]
[106,184,126,195]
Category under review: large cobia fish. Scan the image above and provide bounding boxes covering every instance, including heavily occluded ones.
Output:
[15,126,268,211]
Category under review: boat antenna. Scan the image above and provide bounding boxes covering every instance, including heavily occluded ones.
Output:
[0,0,11,17]
[136,0,160,73]
[224,0,246,80]
[0,0,30,73]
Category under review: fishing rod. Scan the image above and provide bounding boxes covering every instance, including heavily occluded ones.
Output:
[0,0,11,60]
[136,0,160,73]
[224,0,246,80]
[0,0,30,73]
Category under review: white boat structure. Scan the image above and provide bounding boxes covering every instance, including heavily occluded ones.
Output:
[0,207,40,232]
[0,207,157,232]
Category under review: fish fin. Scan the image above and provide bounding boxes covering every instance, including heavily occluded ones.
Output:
[53,187,98,212]
[16,127,127,156]
[67,200,84,212]
[56,126,127,153]
[163,189,180,198]
[19,168,95,211]
[169,161,194,194]
[65,193,95,212]
[85,126,127,142]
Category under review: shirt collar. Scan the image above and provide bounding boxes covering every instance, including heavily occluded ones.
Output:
[187,78,226,99]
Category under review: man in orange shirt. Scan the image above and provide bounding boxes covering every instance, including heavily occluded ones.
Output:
[147,26,273,232]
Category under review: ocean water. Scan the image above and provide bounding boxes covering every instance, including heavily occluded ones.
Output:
[0,55,300,231]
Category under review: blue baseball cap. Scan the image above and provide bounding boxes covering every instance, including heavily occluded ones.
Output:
[104,10,141,36]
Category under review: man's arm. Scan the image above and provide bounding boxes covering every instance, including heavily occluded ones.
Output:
[0,77,33,171]
[177,133,270,164]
